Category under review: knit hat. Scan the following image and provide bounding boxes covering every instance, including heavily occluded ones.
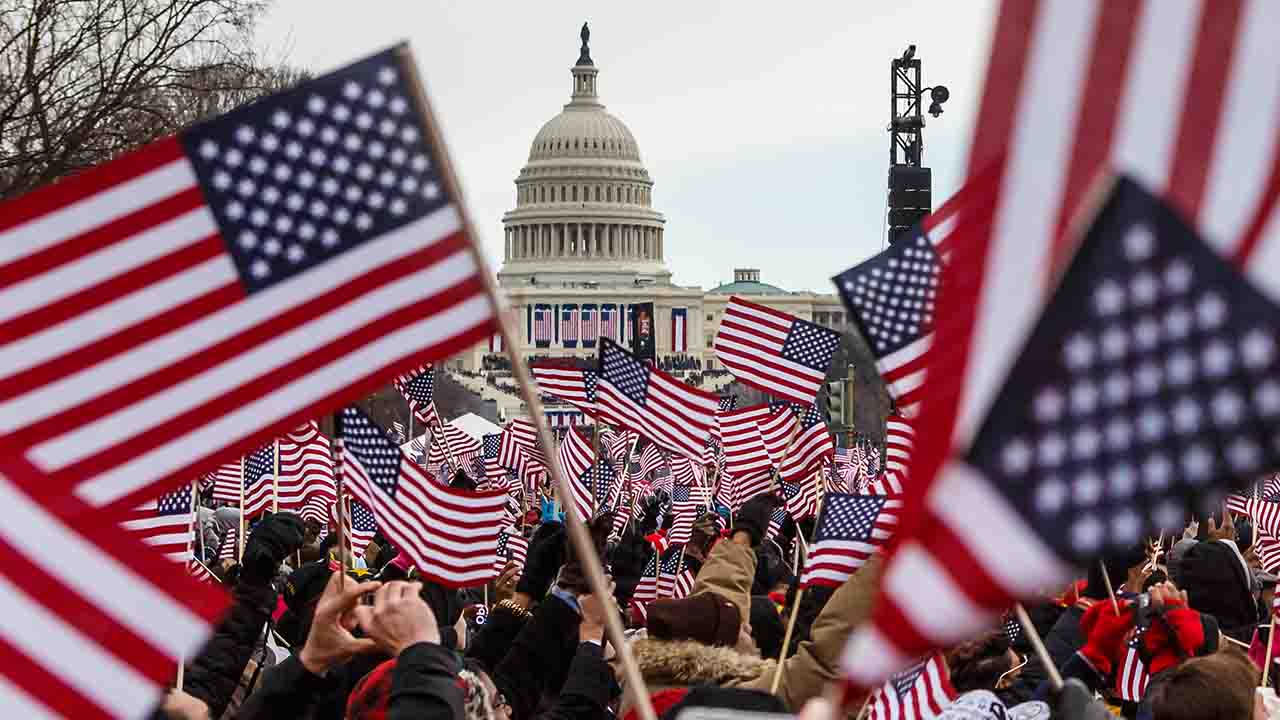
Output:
[749,595,786,659]
[646,592,740,647]
[346,657,396,720]
[282,560,332,614]
[1178,539,1256,641]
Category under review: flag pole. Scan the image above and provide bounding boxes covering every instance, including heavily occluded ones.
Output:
[395,44,657,720]
[177,476,199,693]
[1015,602,1064,690]
[332,410,351,585]
[238,456,246,562]
[1264,608,1278,688]
[432,400,461,472]
[771,473,825,694]
[272,438,280,514]
[591,421,601,514]
[1098,559,1121,614]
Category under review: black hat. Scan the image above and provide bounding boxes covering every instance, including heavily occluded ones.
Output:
[283,561,332,614]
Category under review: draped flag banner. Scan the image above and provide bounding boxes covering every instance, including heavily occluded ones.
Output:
[671,307,687,353]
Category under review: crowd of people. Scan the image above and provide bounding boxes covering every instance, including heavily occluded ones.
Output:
[157,481,1280,720]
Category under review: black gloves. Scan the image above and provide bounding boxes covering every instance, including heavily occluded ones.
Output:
[735,495,780,547]
[1052,678,1114,720]
[240,511,305,585]
[557,514,613,595]
[516,523,567,600]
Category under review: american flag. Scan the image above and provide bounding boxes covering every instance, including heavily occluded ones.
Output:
[531,362,598,416]
[870,415,914,495]
[589,461,619,514]
[121,483,196,564]
[595,339,720,461]
[558,426,596,484]
[206,458,243,504]
[782,479,819,523]
[606,427,637,465]
[633,553,659,605]
[338,406,506,587]
[279,420,337,525]
[865,654,956,720]
[1225,494,1280,536]
[189,558,218,584]
[657,548,695,600]
[670,454,704,487]
[719,404,775,507]
[1002,613,1023,648]
[760,402,799,466]
[391,421,407,444]
[492,531,529,576]
[533,305,554,345]
[833,196,963,418]
[1116,621,1151,703]
[347,496,378,557]
[651,464,674,495]
[713,296,841,406]
[394,365,440,427]
[242,442,276,517]
[778,403,835,483]
[1258,536,1280,575]
[582,306,599,345]
[843,175,1280,684]
[499,418,540,471]
[218,524,240,562]
[561,306,579,345]
[638,442,666,480]
[0,460,227,718]
[800,494,900,589]
[481,433,507,483]
[667,484,707,545]
[719,396,738,412]
[425,422,482,471]
[0,48,495,514]
[766,504,789,542]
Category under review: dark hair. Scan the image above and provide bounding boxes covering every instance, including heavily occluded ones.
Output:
[945,631,1014,693]
[1146,646,1257,720]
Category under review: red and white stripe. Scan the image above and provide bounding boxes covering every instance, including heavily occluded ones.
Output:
[779,422,835,484]
[120,500,194,565]
[801,497,901,589]
[561,307,579,344]
[672,308,687,353]
[0,460,227,719]
[876,189,971,419]
[205,459,242,504]
[277,421,336,525]
[531,363,597,416]
[594,348,719,462]
[426,423,482,470]
[865,654,956,720]
[1116,643,1150,703]
[759,406,798,466]
[344,443,506,587]
[845,0,1280,687]
[1226,495,1280,537]
[713,297,833,405]
[533,306,554,343]
[558,427,597,520]
[870,417,914,495]
[0,134,494,513]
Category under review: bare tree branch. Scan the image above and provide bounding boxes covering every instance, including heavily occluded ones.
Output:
[0,0,297,199]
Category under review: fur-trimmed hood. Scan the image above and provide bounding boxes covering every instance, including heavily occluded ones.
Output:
[630,637,776,688]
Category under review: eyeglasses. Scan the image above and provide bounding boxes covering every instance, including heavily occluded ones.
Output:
[996,654,1029,688]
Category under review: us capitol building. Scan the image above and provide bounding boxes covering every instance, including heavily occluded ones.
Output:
[456,25,849,373]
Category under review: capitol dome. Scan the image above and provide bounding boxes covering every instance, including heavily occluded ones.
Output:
[498,23,669,288]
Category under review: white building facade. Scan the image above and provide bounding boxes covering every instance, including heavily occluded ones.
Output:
[456,27,848,371]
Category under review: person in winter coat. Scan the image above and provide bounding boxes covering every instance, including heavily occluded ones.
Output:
[181,512,305,718]
[237,573,462,720]
[624,495,883,713]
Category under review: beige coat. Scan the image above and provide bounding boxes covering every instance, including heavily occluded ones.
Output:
[627,537,882,712]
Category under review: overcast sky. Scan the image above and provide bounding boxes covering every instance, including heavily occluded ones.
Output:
[256,1,996,293]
